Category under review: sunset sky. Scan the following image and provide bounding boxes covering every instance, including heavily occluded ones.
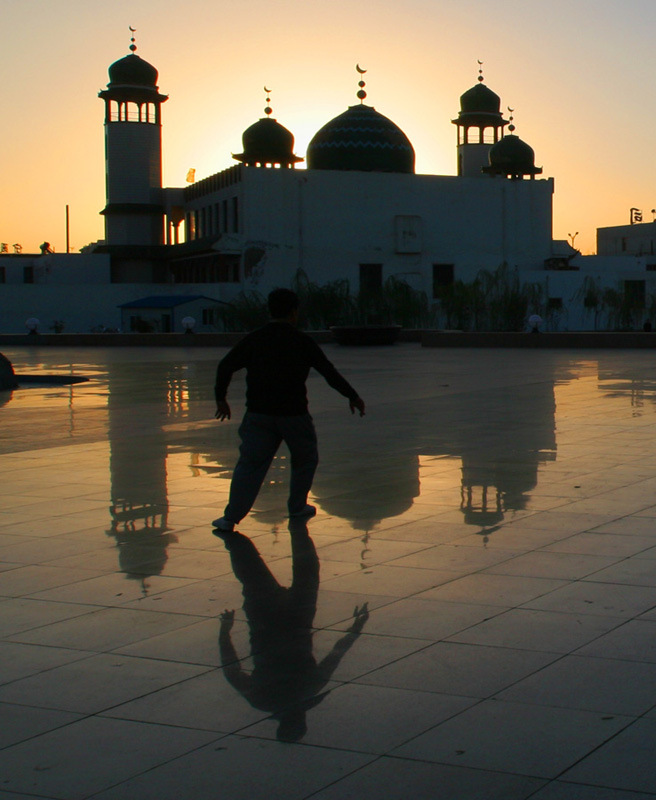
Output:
[2,0,655,256]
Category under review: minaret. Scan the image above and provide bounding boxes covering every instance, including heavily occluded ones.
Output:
[452,63,508,178]
[99,31,168,246]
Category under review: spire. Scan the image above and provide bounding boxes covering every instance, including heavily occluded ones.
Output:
[128,26,137,53]
[264,86,273,117]
[356,64,367,104]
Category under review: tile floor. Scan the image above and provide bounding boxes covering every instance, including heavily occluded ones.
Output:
[1,344,656,798]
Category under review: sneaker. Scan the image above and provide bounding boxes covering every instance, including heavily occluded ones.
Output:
[212,517,235,532]
[289,504,317,519]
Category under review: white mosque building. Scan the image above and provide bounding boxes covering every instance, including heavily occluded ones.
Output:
[0,42,653,333]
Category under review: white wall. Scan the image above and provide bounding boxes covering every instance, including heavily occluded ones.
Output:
[231,168,554,296]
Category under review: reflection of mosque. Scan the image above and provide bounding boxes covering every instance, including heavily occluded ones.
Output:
[312,368,559,535]
[105,357,562,567]
[597,363,656,414]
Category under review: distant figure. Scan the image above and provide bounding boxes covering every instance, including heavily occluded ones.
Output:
[212,288,365,531]
[528,314,543,334]
[39,242,54,255]
[217,525,369,741]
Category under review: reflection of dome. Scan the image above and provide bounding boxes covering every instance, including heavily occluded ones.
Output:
[233,118,302,167]
[108,54,159,88]
[483,134,542,178]
[307,105,415,173]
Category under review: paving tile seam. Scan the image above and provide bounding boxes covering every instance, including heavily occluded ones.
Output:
[546,713,656,787]
[0,705,90,754]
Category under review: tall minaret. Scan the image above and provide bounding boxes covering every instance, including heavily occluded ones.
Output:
[451,63,508,178]
[99,32,168,246]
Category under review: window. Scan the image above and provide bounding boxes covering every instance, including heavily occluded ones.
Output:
[202,308,220,326]
[624,280,646,307]
[0,266,5,284]
[23,266,34,284]
[432,264,454,297]
[359,264,382,294]
[547,297,563,310]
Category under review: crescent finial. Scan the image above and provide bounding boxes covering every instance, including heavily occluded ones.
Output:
[356,63,367,74]
[129,26,136,32]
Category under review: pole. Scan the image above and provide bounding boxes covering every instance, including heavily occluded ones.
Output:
[66,205,70,253]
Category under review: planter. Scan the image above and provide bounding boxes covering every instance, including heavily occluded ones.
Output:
[330,325,402,346]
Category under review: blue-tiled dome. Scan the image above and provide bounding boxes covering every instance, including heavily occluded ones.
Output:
[307,105,415,173]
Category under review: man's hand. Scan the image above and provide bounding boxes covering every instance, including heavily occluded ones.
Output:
[215,401,231,421]
[220,609,235,630]
[350,397,365,417]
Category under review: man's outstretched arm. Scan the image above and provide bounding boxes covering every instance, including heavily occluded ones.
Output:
[309,342,365,416]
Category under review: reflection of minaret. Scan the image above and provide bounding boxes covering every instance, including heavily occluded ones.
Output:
[105,362,178,591]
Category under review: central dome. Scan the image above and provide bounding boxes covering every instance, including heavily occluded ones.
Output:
[307,105,415,173]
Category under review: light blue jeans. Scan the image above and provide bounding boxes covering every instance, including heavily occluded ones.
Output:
[224,412,319,523]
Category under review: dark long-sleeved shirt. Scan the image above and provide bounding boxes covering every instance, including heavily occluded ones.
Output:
[215,322,360,416]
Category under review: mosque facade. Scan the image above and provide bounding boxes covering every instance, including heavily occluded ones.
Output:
[0,44,651,332]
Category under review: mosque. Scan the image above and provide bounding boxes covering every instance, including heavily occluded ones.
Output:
[0,40,652,332]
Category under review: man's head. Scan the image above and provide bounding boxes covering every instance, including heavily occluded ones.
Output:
[268,288,300,321]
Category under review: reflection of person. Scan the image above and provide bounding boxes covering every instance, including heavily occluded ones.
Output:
[213,288,365,531]
[217,525,369,741]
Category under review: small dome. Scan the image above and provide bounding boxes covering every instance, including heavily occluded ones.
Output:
[108,54,158,88]
[307,104,415,174]
[233,117,302,167]
[459,82,501,115]
[483,134,543,178]
[452,80,508,130]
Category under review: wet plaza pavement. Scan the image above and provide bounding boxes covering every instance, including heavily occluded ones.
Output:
[2,343,656,798]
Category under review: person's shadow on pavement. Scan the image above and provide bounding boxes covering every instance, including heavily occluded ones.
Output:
[216,523,369,741]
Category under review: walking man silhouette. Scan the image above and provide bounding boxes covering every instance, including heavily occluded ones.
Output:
[213,288,365,531]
